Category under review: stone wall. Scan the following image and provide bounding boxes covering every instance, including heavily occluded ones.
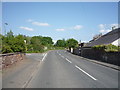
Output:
[81,47,119,66]
[0,53,25,69]
[73,47,120,66]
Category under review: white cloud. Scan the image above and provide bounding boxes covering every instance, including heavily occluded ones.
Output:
[27,19,33,22]
[73,25,83,30]
[81,41,88,43]
[56,28,65,31]
[55,25,83,32]
[19,26,34,31]
[99,24,105,29]
[99,24,114,33]
[110,24,119,29]
[99,29,111,33]
[106,29,112,33]
[99,29,106,33]
[32,21,50,26]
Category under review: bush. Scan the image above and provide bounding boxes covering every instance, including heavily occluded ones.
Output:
[2,44,13,53]
[105,44,120,52]
[92,44,120,52]
[92,45,106,50]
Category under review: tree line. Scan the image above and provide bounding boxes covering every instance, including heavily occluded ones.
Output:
[0,30,79,54]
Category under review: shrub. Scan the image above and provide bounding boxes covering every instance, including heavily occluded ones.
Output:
[92,44,120,52]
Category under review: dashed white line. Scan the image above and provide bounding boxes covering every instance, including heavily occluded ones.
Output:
[66,58,72,63]
[42,53,47,61]
[75,65,97,81]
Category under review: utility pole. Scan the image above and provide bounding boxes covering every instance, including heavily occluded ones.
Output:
[4,23,8,35]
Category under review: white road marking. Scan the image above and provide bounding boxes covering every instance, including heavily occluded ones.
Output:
[66,58,72,63]
[23,53,48,88]
[75,65,97,81]
[42,53,47,61]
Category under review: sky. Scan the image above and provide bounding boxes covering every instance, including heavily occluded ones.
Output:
[2,2,118,43]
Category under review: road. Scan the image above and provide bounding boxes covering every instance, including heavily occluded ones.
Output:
[26,50,118,88]
[2,53,44,88]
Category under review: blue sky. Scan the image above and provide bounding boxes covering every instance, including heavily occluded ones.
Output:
[2,2,118,43]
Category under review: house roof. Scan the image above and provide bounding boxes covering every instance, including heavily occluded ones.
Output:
[85,28,120,47]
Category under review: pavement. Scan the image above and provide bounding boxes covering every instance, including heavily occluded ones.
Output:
[26,50,119,88]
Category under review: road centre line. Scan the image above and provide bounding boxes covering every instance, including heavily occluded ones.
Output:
[66,58,72,63]
[23,52,48,88]
[58,52,72,64]
[58,51,97,81]
[42,53,47,61]
[75,65,97,81]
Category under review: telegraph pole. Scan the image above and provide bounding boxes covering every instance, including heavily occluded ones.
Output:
[4,23,8,35]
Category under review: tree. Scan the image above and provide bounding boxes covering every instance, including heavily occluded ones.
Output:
[2,30,15,53]
[2,31,26,53]
[30,36,44,52]
[66,38,78,49]
[13,34,26,52]
[55,39,66,47]
[41,37,53,45]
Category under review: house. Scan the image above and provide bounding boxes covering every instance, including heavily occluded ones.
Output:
[84,28,120,47]
[72,28,120,65]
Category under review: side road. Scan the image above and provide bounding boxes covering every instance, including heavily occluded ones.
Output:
[2,53,46,88]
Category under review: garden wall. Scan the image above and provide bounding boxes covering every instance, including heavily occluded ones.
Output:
[73,47,119,66]
[80,47,119,66]
[0,53,25,70]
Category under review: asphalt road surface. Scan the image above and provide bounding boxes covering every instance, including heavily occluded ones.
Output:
[2,53,44,88]
[26,50,118,88]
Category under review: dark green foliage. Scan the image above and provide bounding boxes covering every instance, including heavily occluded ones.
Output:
[2,31,26,53]
[42,37,53,45]
[2,44,13,53]
[66,38,78,48]
[92,45,106,50]
[55,39,66,47]
[1,31,79,53]
[92,44,120,52]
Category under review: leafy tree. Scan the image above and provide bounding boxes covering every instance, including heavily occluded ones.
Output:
[66,38,78,49]
[55,39,66,47]
[2,31,26,53]
[2,44,13,53]
[30,36,44,52]
[13,34,26,52]
[0,34,3,52]
[41,37,53,45]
